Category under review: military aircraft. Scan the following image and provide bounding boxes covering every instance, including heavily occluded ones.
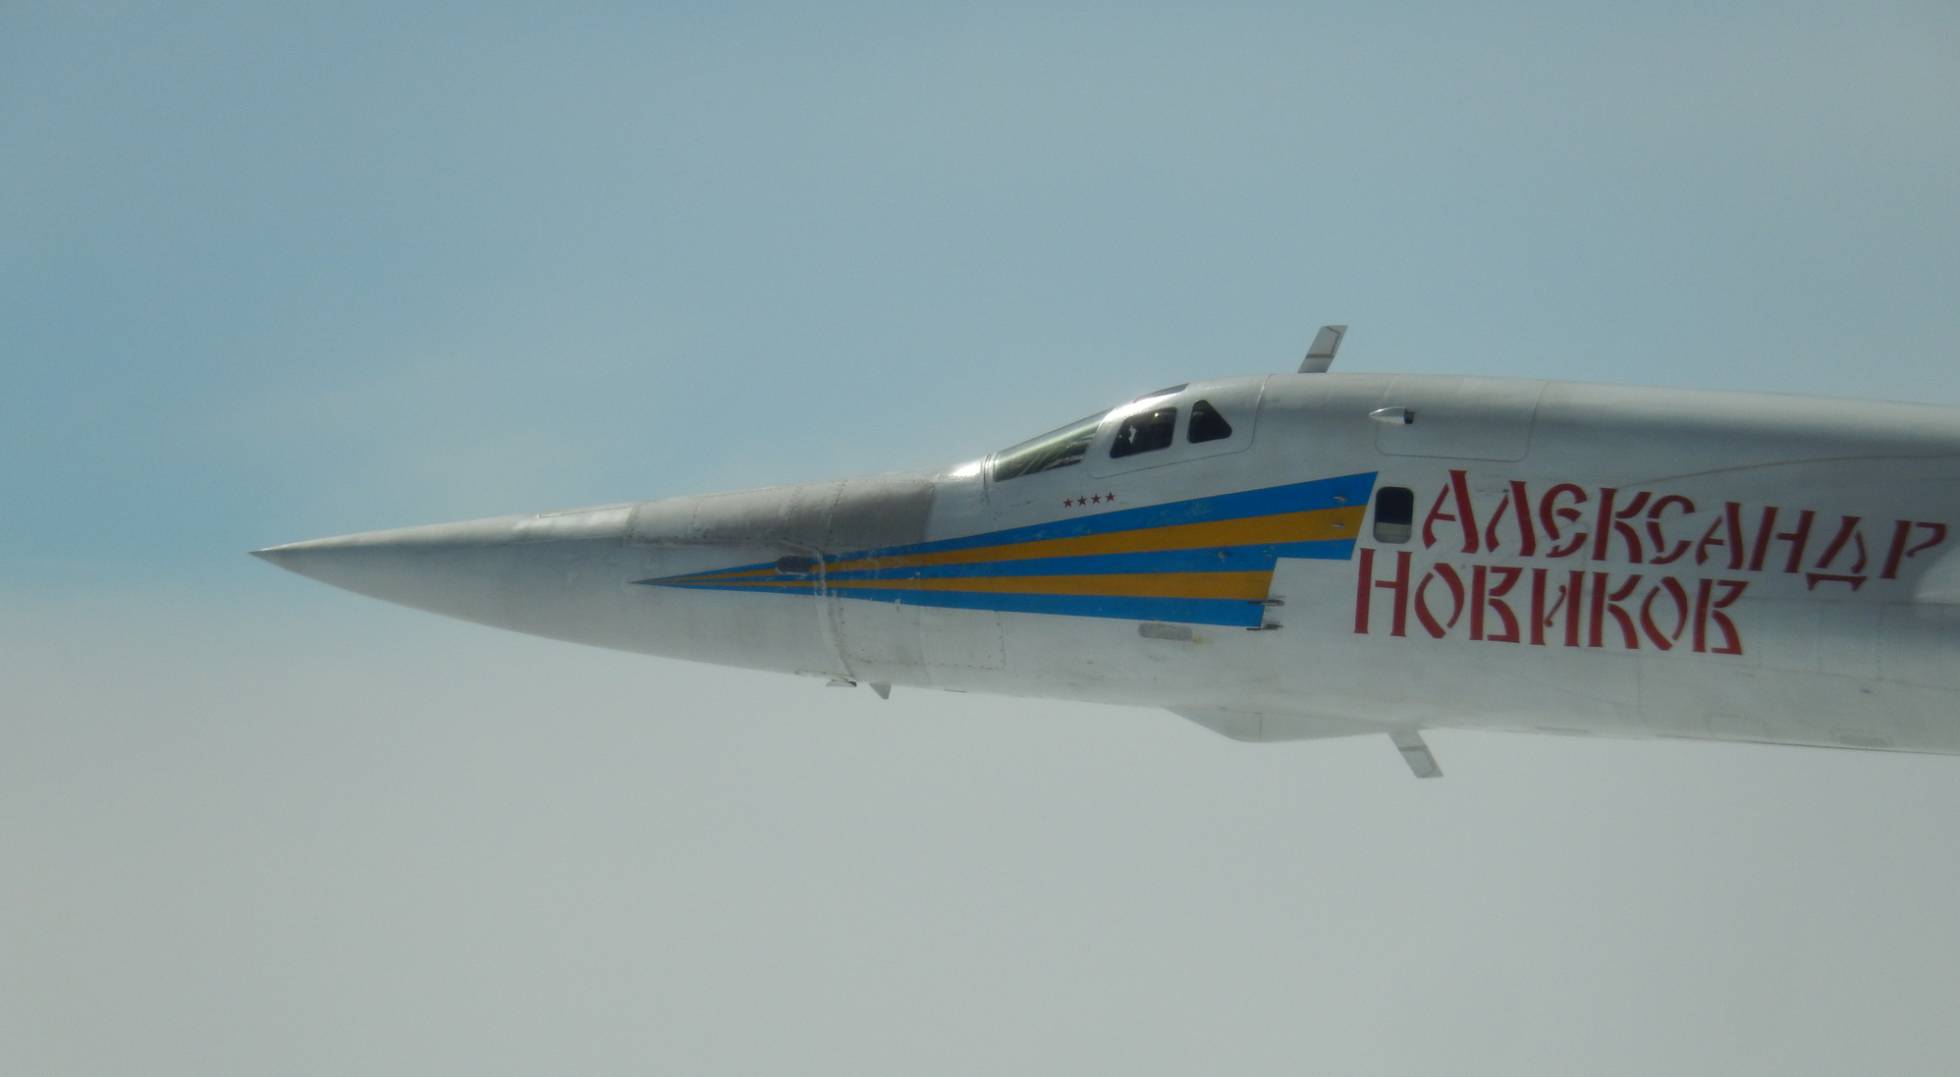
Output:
[253,327,1959,776]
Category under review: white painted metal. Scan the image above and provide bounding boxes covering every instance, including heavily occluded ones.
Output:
[255,364,1960,772]
[1300,324,1347,373]
[1390,731,1444,778]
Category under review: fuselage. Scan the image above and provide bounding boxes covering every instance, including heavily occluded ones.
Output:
[255,372,1960,756]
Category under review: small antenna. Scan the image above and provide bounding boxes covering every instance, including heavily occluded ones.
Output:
[1299,324,1347,373]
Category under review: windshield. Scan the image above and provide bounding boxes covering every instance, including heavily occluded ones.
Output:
[993,412,1102,481]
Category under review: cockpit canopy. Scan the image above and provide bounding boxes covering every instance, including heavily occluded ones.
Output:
[993,412,1101,481]
[989,380,1258,482]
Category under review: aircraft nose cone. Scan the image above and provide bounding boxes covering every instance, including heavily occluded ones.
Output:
[253,516,513,587]
[249,544,296,569]
[251,506,637,631]
[250,534,412,577]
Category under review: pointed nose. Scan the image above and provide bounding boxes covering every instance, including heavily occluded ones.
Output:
[252,506,637,631]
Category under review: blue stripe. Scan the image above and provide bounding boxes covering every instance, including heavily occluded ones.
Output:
[635,473,1376,626]
[644,581,1264,627]
[829,588,1265,627]
[655,472,1378,583]
[840,471,1377,562]
[812,539,1356,582]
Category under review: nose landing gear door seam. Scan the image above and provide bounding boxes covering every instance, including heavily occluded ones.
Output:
[824,478,932,676]
[824,476,1006,680]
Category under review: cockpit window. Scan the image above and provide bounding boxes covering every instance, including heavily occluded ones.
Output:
[993,413,1101,481]
[1110,406,1178,459]
[1188,399,1233,443]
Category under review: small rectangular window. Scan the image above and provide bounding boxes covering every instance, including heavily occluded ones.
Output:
[1374,486,1414,543]
[1110,406,1178,458]
[1187,399,1233,443]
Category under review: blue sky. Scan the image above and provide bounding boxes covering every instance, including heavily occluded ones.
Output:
[8,1,1956,594]
[6,4,1960,1073]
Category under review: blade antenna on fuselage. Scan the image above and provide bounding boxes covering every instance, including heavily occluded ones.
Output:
[1298,324,1348,373]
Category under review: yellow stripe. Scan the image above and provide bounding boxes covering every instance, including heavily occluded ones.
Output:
[665,505,1363,584]
[688,571,1275,601]
[829,505,1361,573]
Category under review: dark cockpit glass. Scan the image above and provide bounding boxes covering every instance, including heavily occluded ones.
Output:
[993,413,1102,481]
[1188,399,1233,443]
[1110,406,1178,458]
[994,385,1201,480]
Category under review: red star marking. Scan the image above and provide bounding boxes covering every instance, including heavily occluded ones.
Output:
[1090,494,1102,504]
[1062,498,1073,507]
[1105,492,1116,502]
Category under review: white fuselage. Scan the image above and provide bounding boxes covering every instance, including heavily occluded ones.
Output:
[256,372,1960,756]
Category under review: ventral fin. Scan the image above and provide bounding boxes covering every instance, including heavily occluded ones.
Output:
[1390,731,1444,779]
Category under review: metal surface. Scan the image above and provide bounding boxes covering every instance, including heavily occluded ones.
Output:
[256,366,1960,771]
[1300,324,1348,373]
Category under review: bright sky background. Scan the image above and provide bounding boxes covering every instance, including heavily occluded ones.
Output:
[6,3,1959,1073]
